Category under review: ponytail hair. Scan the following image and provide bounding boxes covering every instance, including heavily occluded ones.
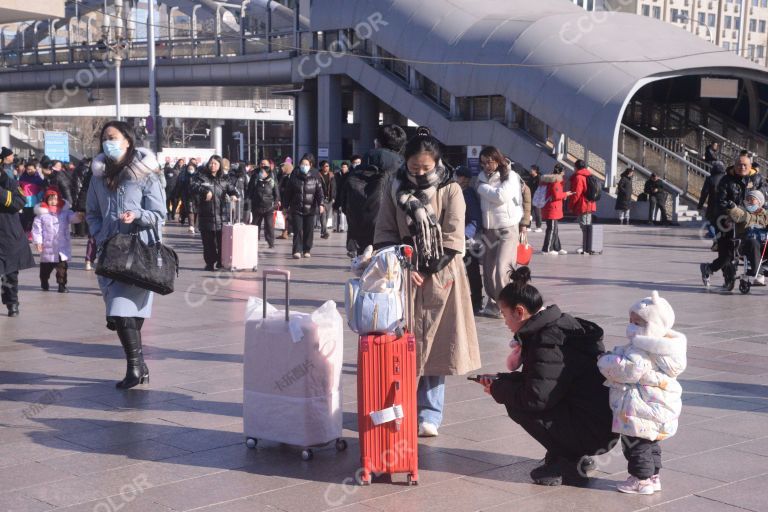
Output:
[497,266,543,314]
[403,126,442,163]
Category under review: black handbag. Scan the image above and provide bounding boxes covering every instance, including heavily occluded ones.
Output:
[96,223,179,295]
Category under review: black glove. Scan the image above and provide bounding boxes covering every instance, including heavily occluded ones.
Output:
[419,248,459,275]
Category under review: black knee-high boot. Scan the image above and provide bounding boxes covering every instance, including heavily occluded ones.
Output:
[113,316,149,389]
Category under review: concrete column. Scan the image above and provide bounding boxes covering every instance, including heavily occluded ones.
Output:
[0,115,11,150]
[211,120,224,155]
[353,88,379,155]
[296,87,317,159]
[317,74,343,162]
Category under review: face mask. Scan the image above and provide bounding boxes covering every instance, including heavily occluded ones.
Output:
[746,203,761,213]
[187,168,196,174]
[626,323,646,340]
[407,168,438,189]
[300,165,310,174]
[259,170,268,179]
[102,140,125,161]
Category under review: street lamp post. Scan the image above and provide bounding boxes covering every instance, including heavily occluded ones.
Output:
[683,14,714,44]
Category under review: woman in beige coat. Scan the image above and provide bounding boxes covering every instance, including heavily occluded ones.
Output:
[374,127,481,437]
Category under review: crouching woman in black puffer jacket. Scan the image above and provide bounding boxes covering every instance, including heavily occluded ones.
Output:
[478,267,618,487]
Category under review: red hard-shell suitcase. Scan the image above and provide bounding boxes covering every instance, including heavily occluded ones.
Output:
[357,246,418,485]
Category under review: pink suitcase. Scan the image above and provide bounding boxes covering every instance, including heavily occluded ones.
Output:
[222,206,259,271]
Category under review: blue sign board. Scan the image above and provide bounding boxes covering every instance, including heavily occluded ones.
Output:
[44,131,70,162]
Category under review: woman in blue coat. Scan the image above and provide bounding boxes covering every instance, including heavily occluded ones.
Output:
[86,121,166,389]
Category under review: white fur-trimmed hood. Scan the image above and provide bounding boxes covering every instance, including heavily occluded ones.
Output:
[34,200,70,216]
[91,147,160,181]
[631,329,687,356]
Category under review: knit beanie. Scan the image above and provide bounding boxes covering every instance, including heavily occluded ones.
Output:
[747,190,765,208]
[629,290,675,339]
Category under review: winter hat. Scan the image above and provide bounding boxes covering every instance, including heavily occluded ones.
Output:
[629,290,675,339]
[284,157,293,165]
[0,146,13,159]
[747,190,765,208]
[44,187,59,200]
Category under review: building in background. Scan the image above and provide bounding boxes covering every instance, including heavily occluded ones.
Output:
[582,0,768,67]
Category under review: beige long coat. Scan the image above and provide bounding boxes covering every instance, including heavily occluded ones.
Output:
[374,179,482,376]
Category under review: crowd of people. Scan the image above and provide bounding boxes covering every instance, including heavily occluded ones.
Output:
[0,123,700,495]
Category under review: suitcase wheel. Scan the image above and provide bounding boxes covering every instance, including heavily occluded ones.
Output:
[301,449,314,461]
[335,439,348,452]
[357,471,371,486]
[740,279,752,295]
[407,474,418,486]
[245,438,257,449]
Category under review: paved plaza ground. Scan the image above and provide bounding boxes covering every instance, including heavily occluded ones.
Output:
[1,221,768,512]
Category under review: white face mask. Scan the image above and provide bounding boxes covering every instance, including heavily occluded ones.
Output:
[300,165,310,174]
[746,203,761,213]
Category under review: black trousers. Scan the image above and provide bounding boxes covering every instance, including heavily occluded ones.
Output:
[464,253,483,312]
[201,229,223,267]
[542,220,562,252]
[166,193,177,219]
[506,404,617,463]
[532,206,542,229]
[648,196,669,223]
[711,231,736,274]
[252,210,275,247]
[20,207,35,233]
[292,213,316,254]
[40,260,68,285]
[1,271,19,305]
[621,435,661,480]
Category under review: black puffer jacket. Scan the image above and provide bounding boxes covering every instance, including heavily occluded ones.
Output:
[717,169,768,213]
[164,164,180,197]
[44,170,75,205]
[0,173,35,274]
[284,169,324,216]
[615,175,633,211]
[344,148,404,249]
[697,161,726,224]
[190,170,239,231]
[490,305,613,440]
[247,172,280,213]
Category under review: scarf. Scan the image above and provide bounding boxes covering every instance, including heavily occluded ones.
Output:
[394,162,453,267]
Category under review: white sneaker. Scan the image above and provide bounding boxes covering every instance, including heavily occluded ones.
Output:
[188,226,195,234]
[756,274,766,286]
[558,250,568,255]
[548,250,559,255]
[418,422,439,437]
[292,253,301,259]
[84,261,93,271]
[616,476,654,495]
[534,228,543,233]
[576,248,585,254]
[650,474,661,492]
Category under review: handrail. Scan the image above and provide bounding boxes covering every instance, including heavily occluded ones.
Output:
[620,124,710,178]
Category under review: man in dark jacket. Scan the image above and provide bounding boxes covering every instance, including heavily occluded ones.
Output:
[697,160,727,239]
[164,159,180,220]
[277,162,294,239]
[41,158,75,206]
[457,166,484,313]
[0,171,35,316]
[644,174,670,225]
[489,305,616,485]
[284,160,324,258]
[334,161,350,232]
[318,160,335,239]
[701,154,768,290]
[246,162,280,248]
[704,142,720,165]
[343,124,406,255]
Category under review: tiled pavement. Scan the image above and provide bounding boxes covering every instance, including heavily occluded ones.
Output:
[1,221,767,512]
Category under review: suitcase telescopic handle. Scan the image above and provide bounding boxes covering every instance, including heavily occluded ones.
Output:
[262,269,291,321]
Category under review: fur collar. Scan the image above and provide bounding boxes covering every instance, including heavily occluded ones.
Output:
[91,147,159,181]
[34,200,70,216]
[631,329,687,355]
[539,174,563,184]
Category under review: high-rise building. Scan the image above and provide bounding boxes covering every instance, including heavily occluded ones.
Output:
[576,0,768,66]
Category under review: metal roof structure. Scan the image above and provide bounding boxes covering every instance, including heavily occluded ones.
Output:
[311,0,768,175]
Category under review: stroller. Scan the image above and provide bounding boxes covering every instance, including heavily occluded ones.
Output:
[734,226,768,294]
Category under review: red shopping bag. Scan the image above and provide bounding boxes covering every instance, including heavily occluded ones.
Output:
[517,232,533,266]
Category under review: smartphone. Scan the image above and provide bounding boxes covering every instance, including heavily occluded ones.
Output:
[467,374,498,383]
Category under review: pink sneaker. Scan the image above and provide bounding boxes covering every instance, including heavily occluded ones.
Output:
[616,476,654,495]
[650,474,661,492]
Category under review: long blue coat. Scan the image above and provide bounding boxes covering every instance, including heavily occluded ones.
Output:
[86,148,166,318]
